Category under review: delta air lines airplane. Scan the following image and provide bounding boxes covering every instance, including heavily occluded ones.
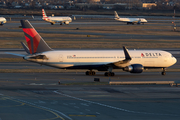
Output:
[114,11,147,25]
[7,20,176,76]
[42,9,72,25]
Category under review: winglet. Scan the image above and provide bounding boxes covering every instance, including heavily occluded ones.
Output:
[123,46,131,61]
[21,42,30,54]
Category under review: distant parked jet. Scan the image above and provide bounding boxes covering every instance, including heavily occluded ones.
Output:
[0,17,6,25]
[42,9,72,25]
[114,11,147,25]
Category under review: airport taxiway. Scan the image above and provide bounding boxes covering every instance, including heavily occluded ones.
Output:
[0,72,180,120]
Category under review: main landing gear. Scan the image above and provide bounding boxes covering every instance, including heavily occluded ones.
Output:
[86,70,96,75]
[162,68,166,75]
[85,71,115,76]
[104,72,115,76]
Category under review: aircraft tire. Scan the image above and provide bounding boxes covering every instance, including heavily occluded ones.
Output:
[89,71,92,75]
[86,71,89,75]
[111,72,115,76]
[162,71,166,75]
[105,72,114,76]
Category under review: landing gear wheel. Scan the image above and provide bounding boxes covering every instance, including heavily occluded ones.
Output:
[162,71,166,75]
[92,71,96,75]
[85,71,96,76]
[51,23,54,25]
[86,71,89,75]
[104,72,115,76]
[60,23,63,25]
[111,72,115,76]
[162,68,166,75]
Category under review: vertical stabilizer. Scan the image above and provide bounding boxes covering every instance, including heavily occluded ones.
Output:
[20,20,52,54]
[114,11,120,19]
[42,9,47,18]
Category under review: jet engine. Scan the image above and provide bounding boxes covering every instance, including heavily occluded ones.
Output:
[0,22,4,25]
[65,21,69,25]
[137,19,141,24]
[123,64,144,73]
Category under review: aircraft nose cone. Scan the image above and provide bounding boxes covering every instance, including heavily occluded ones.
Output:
[172,57,177,65]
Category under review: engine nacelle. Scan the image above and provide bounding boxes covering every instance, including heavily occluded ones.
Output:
[123,64,144,73]
[0,22,4,25]
[65,21,69,25]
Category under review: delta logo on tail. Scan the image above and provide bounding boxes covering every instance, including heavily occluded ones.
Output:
[23,28,41,54]
[21,20,52,54]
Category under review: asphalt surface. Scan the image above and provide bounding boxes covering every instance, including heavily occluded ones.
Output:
[0,72,180,120]
[0,19,180,120]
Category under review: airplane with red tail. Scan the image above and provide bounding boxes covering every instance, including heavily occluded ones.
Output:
[7,20,177,76]
[42,9,72,25]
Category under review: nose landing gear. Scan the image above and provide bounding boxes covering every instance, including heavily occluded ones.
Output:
[162,68,166,75]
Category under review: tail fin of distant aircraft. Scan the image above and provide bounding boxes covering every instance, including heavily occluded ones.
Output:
[20,20,52,54]
[42,9,47,18]
[114,11,120,19]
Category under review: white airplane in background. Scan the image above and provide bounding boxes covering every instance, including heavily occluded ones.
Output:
[114,11,147,25]
[42,9,72,25]
[7,20,176,76]
[0,17,6,25]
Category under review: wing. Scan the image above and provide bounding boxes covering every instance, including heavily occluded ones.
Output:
[107,46,132,68]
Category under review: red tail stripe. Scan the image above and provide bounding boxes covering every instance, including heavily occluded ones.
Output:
[23,28,41,54]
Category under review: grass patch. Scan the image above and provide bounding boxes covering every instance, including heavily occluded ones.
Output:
[1,22,180,49]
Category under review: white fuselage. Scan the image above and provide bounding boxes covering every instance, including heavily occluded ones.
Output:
[0,17,6,24]
[115,18,147,23]
[43,16,72,23]
[24,50,176,70]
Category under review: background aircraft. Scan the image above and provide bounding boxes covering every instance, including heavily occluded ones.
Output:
[0,17,6,25]
[114,11,147,25]
[42,9,72,25]
[7,20,176,76]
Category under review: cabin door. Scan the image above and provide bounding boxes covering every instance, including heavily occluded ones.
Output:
[59,54,63,62]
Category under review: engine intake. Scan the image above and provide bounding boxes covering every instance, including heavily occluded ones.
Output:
[65,21,69,25]
[123,64,144,73]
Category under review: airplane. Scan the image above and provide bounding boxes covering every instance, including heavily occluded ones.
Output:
[114,11,147,25]
[7,20,177,76]
[0,17,6,25]
[42,9,72,25]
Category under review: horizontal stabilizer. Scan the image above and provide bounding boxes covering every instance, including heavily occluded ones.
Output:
[21,42,30,54]
[5,52,25,57]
